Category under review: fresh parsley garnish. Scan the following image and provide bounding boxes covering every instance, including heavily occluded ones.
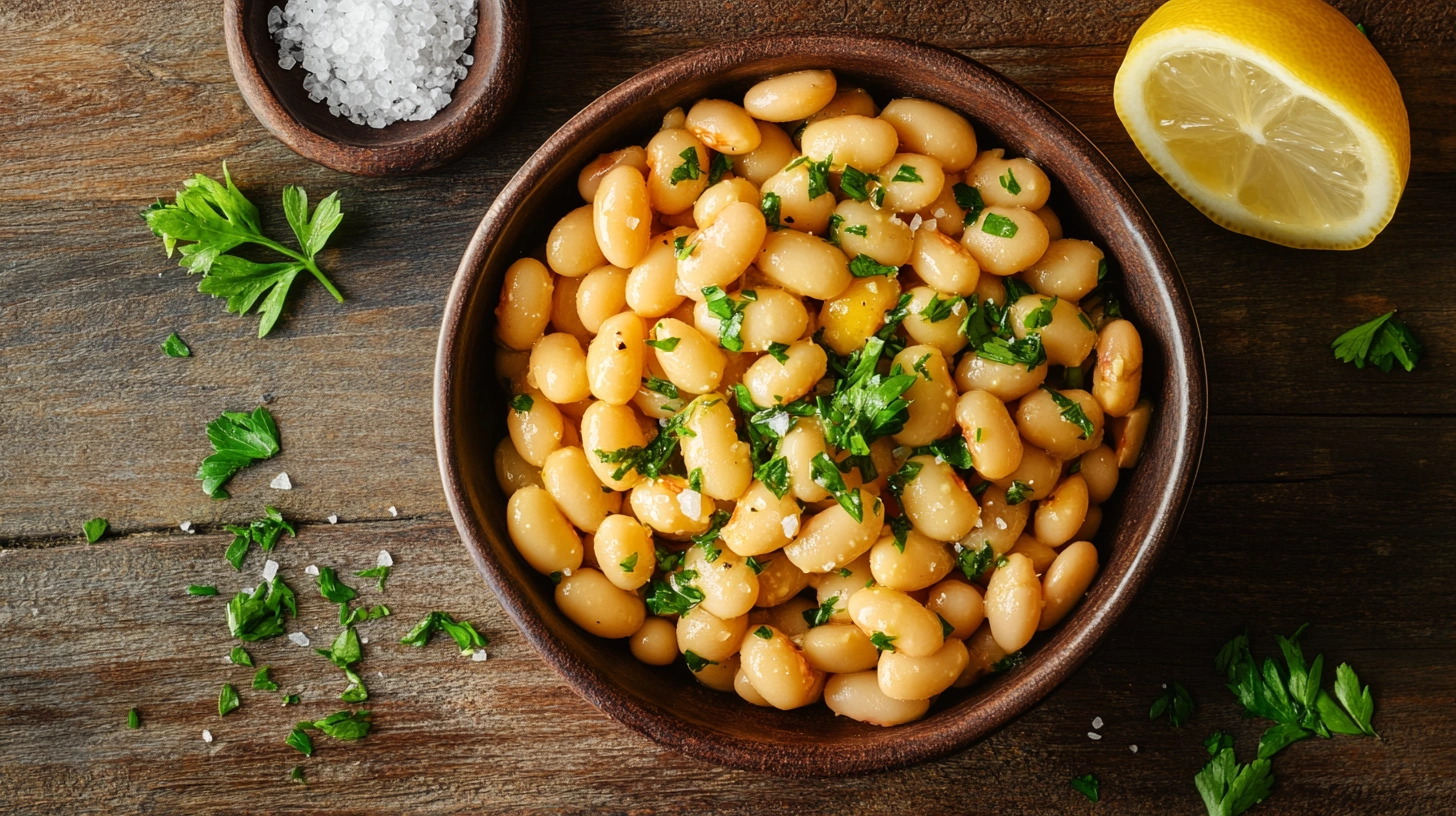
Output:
[755,456,791,499]
[642,376,681,401]
[223,505,294,569]
[844,223,869,237]
[1070,774,1099,803]
[802,596,838,628]
[826,213,845,246]
[197,406,280,499]
[870,631,897,652]
[1195,746,1274,816]
[509,394,533,413]
[142,165,344,337]
[1024,296,1058,330]
[162,332,191,358]
[229,646,254,667]
[920,294,956,323]
[671,235,694,261]
[619,552,639,572]
[981,212,1019,238]
[128,708,141,729]
[957,542,995,580]
[887,460,923,500]
[645,335,682,352]
[1150,681,1195,727]
[811,452,864,523]
[83,517,108,543]
[753,626,773,640]
[187,585,219,596]
[760,191,783,230]
[953,183,985,226]
[668,147,702,185]
[655,544,685,573]
[999,167,1022,195]
[354,565,390,590]
[316,626,368,702]
[691,509,732,557]
[253,665,279,691]
[709,153,734,185]
[889,514,912,552]
[703,286,757,352]
[308,710,373,741]
[992,651,1024,672]
[817,336,916,457]
[683,650,716,672]
[766,342,791,364]
[226,576,295,641]
[745,556,765,575]
[784,154,832,199]
[892,164,924,183]
[286,724,314,756]
[290,765,306,784]
[849,254,898,278]
[340,604,390,627]
[1331,311,1422,372]
[399,612,490,654]
[1041,385,1095,440]
[839,165,877,202]
[688,467,704,493]
[595,402,697,481]
[218,683,240,717]
[645,570,704,616]
[1004,480,1034,506]
[315,566,361,624]
[912,434,973,470]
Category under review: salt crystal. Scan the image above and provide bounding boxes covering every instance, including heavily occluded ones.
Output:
[1092,716,1104,729]
[781,514,800,538]
[471,649,489,661]
[179,521,192,533]
[388,505,398,517]
[288,632,311,647]
[1130,745,1139,753]
[262,560,280,581]
[995,517,1007,530]
[766,412,791,437]
[270,472,292,490]
[625,216,640,229]
[327,514,339,524]
[270,0,479,128]
[305,564,320,576]
[361,637,370,645]
[377,550,393,567]
[677,489,702,520]
[1087,732,1102,740]
[202,730,213,743]
[908,214,923,231]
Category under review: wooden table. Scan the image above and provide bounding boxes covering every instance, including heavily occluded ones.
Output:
[3,1,1454,812]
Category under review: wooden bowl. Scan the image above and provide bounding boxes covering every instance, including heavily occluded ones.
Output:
[435,35,1206,776]
[223,0,528,176]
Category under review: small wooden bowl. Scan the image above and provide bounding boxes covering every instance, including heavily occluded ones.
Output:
[436,35,1207,776]
[223,0,528,176]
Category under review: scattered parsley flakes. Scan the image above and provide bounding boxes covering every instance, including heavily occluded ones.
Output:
[802,596,838,628]
[311,710,373,741]
[286,724,314,756]
[218,683,240,717]
[128,708,141,729]
[709,153,734,185]
[83,517,108,543]
[1070,773,1099,803]
[619,552,639,572]
[755,456,790,499]
[785,154,832,199]
[1331,310,1422,372]
[957,542,995,581]
[645,335,681,352]
[848,253,898,278]
[744,555,765,575]
[817,336,916,457]
[919,294,956,323]
[668,147,702,185]
[509,394,533,413]
[290,765,306,784]
[354,565,390,590]
[197,406,281,499]
[760,191,782,230]
[162,332,191,358]
[1196,747,1274,816]
[839,165,877,202]
[399,612,490,654]
[999,167,1022,195]
[187,585,218,596]
[766,342,791,364]
[223,505,294,570]
[869,631,897,652]
[981,212,1019,239]
[826,213,845,246]
[891,164,924,183]
[953,182,985,226]
[702,286,757,352]
[226,576,296,642]
[253,665,279,691]
[646,570,705,617]
[811,452,864,523]
[1150,680,1195,727]
[683,650,716,672]
[1024,296,1058,330]
[671,235,695,261]
[844,223,869,237]
[889,515,912,552]
[229,646,254,667]
[1041,385,1095,440]
[753,625,773,640]
[887,460,923,500]
[1004,480,1034,506]
[992,651,1024,672]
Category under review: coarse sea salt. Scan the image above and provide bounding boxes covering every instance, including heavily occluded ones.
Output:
[202,730,214,743]
[262,560,280,582]
[327,514,339,524]
[377,550,393,567]
[677,489,702,520]
[388,505,398,517]
[288,631,311,647]
[269,0,478,129]
[471,649,489,661]
[781,514,800,538]
[1092,716,1104,730]
[179,521,193,533]
[270,472,292,490]
[305,564,320,576]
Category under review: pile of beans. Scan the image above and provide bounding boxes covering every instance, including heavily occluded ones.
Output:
[492,69,1154,726]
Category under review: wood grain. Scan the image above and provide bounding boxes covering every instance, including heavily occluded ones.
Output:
[2,0,1455,809]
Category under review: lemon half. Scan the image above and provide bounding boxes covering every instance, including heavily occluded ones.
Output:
[1115,0,1410,250]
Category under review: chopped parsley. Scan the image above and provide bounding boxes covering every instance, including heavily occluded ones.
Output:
[639,377,680,404]
[1070,774,1099,803]
[286,724,314,756]
[913,434,973,470]
[957,543,995,580]
[766,342,791,364]
[226,576,295,641]
[1024,296,1058,330]
[509,394,533,413]
[619,552,639,572]
[594,402,698,481]
[953,182,985,226]
[702,286,757,351]
[849,253,898,278]
[683,650,716,672]
[887,460,923,500]
[128,708,141,729]
[816,336,916,457]
[745,556,765,575]
[187,585,219,596]
[784,154,832,199]
[291,765,306,784]
[691,509,731,558]
[223,505,294,570]
[1331,310,1422,372]
[688,467,704,493]
[844,223,869,237]
[891,164,924,183]
[197,406,280,499]
[912,352,933,379]
[755,456,790,499]
[889,515,912,552]
[309,710,373,741]
[1196,747,1273,816]
[802,596,838,628]
[162,332,191,358]
[1004,480,1034,506]
[671,235,695,261]
[981,212,1019,238]
[938,613,955,640]
[753,625,773,640]
[645,335,681,352]
[668,147,702,185]
[992,651,1024,672]
[708,153,733,185]
[999,167,1022,195]
[229,646,254,667]
[1041,385,1095,440]
[919,294,957,323]
[253,665,279,691]
[218,683,240,717]
[645,570,704,616]
[399,612,489,654]
[760,191,782,230]
[811,452,864,523]
[1150,680,1195,727]
[826,213,845,245]
[870,631,897,652]
[83,517,108,543]
[655,544,685,573]
[340,604,390,627]
[960,294,1047,370]
[354,565,390,590]
[839,164,877,202]
[315,566,359,624]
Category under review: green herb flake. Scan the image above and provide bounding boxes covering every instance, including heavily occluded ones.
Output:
[312,709,373,741]
[187,585,219,596]
[1332,310,1422,372]
[286,725,315,756]
[839,165,877,202]
[953,183,985,226]
[1070,773,1099,803]
[619,552,640,572]
[162,332,191,358]
[1024,296,1058,331]
[290,765,306,784]
[843,223,869,237]
[999,167,1022,195]
[887,460,923,500]
[753,625,774,640]
[981,212,1020,239]
[957,543,995,581]
[766,342,791,364]
[702,286,757,352]
[849,253,899,279]
[399,612,489,654]
[870,631,897,652]
[197,406,281,499]
[229,646,254,667]
[817,336,916,457]
[223,505,295,570]
[127,708,141,729]
[509,394,533,413]
[683,650,717,672]
[83,517,108,544]
[826,213,846,246]
[992,651,1024,672]
[889,515,912,552]
[671,235,694,261]
[920,294,956,323]
[218,683,240,717]
[892,164,924,184]
[1150,680,1195,727]
[811,452,864,523]
[709,153,734,185]
[1041,385,1095,440]
[142,165,345,338]
[838,568,852,578]
[669,147,702,185]
[354,565,391,591]
[282,694,300,707]
[760,191,783,230]
[1196,747,1274,816]
[253,665,279,691]
[802,596,838,628]
[1005,480,1034,506]
[754,456,791,499]
[226,576,296,642]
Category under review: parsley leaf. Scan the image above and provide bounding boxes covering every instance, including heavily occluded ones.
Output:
[826,213,845,246]
[683,650,716,672]
[354,565,390,590]
[1195,747,1274,816]
[745,555,765,575]
[844,223,869,237]
[619,552,639,572]
[1331,311,1422,372]
[655,544,685,573]
[643,376,681,401]
[671,235,694,261]
[83,517,108,543]
[286,724,314,756]
[981,212,1019,238]
[887,459,923,500]
[953,183,985,226]
[291,765,306,784]
[849,254,899,278]
[760,191,782,230]
[766,342,791,364]
[187,585,219,596]
[1024,296,1058,330]
[646,335,681,352]
[1004,480,1034,506]
[999,167,1022,195]
[691,509,732,556]
[785,154,832,199]
[709,153,733,185]
[1332,662,1377,737]
[811,452,864,523]
[142,165,344,337]
[668,147,702,185]
[509,394,533,413]
[755,456,791,499]
[912,434,973,470]
[309,710,372,741]
[399,612,490,654]
[646,571,704,616]
[1041,385,1095,440]
[753,625,773,640]
[218,683,240,717]
[702,286,757,351]
[594,402,697,481]
[223,505,294,570]
[892,164,924,183]
[253,665,279,691]
[919,294,957,323]
[957,542,995,580]
[1070,774,1099,803]
[229,646,254,667]
[197,406,281,499]
[1150,681,1195,727]
[802,596,838,628]
[839,165,877,202]
[817,336,916,456]
[992,651,1024,672]
[889,515,912,552]
[128,709,141,729]
[226,576,295,641]
[870,631,897,652]
[315,566,359,624]
[162,332,191,358]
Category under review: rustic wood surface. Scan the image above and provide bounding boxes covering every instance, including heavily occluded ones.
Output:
[2,0,1454,813]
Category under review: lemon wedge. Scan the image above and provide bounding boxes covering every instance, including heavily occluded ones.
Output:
[1115,0,1410,249]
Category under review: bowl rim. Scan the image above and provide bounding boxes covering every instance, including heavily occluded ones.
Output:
[435,33,1207,776]
[222,0,529,176]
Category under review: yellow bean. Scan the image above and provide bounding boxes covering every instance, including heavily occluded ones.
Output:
[732,121,798,186]
[878,98,979,172]
[679,394,752,500]
[848,586,945,658]
[967,148,1051,210]
[1015,387,1105,460]
[983,552,1043,652]
[964,482,1030,556]
[956,389,1024,481]
[1034,474,1089,547]
[878,636,969,700]
[542,446,621,533]
[805,86,879,125]
[743,70,838,122]
[1078,445,1120,504]
[962,206,1050,276]
[735,666,772,706]
[1024,238,1103,301]
[626,227,691,318]
[802,624,880,673]
[783,416,832,502]
[741,339,827,407]
[1008,534,1059,575]
[529,332,591,405]
[875,152,945,212]
[1008,294,1097,368]
[833,199,913,268]
[916,172,968,238]
[1110,399,1153,468]
[549,274,594,346]
[825,670,931,726]
[629,617,679,665]
[800,114,899,172]
[506,485,584,575]
[593,514,655,590]
[1039,540,1098,630]
[760,162,835,235]
[901,285,969,355]
[1076,505,1103,540]
[870,529,955,591]
[818,275,903,356]
[677,201,768,294]
[739,625,824,709]
[957,622,1008,686]
[651,318,725,395]
[575,264,630,334]
[693,177,760,230]
[811,553,872,624]
[546,205,607,277]
[1034,205,1063,240]
[993,444,1062,502]
[954,351,1048,402]
[555,567,646,638]
[911,224,980,295]
[691,653,739,691]
[580,400,648,490]
[645,128,710,215]
[629,475,715,538]
[494,257,554,351]
[753,551,811,607]
[677,605,748,662]
[695,287,808,353]
[593,165,652,268]
[720,479,803,557]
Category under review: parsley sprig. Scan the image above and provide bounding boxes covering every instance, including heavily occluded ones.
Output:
[226,576,296,642]
[816,336,916,457]
[1196,742,1274,816]
[1331,311,1422,372]
[810,452,864,523]
[702,287,757,352]
[197,406,280,499]
[223,506,294,569]
[142,164,345,337]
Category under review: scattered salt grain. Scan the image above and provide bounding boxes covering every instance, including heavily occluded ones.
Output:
[269,0,479,128]
[388,505,398,517]
[305,564,320,576]
[677,489,703,520]
[625,216,640,230]
[471,649,489,661]
[202,730,213,743]
[377,550,393,567]
[242,587,256,595]
[1092,716,1104,730]
[327,514,339,524]
[1130,745,1139,754]
[179,521,193,533]
[908,214,923,231]
[922,217,938,233]
[766,412,792,437]
[270,472,292,490]
[361,637,370,645]
[262,560,280,582]
[1087,732,1102,741]
[288,632,311,647]
[781,514,800,538]
[995,517,1007,530]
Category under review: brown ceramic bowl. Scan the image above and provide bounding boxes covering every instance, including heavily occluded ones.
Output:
[435,35,1206,776]
[223,0,528,176]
